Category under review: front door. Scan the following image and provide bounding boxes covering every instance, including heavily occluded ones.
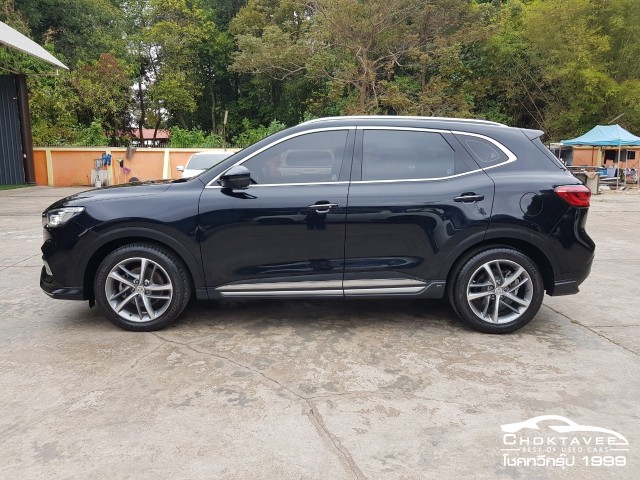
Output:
[199,128,354,298]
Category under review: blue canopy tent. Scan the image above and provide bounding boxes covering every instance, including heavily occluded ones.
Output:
[562,124,640,188]
[561,124,640,147]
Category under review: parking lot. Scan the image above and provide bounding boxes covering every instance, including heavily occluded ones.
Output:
[0,186,638,479]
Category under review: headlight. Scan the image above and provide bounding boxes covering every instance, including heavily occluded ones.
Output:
[43,207,85,227]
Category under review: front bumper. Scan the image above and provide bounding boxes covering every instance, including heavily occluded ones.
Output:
[40,265,85,300]
[40,215,95,301]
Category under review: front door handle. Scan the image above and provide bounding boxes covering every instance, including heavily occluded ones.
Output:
[453,193,484,203]
[308,203,338,214]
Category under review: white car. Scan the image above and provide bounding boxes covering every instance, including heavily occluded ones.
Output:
[177,151,234,178]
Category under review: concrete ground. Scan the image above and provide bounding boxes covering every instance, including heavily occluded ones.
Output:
[0,186,638,479]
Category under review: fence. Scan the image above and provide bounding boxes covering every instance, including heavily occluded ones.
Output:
[32,147,240,187]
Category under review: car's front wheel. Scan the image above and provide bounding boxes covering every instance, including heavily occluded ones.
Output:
[450,247,544,333]
[94,243,191,331]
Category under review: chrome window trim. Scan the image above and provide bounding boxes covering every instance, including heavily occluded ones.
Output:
[451,130,517,169]
[206,181,350,189]
[205,126,355,188]
[349,127,517,184]
[351,169,483,184]
[204,125,517,188]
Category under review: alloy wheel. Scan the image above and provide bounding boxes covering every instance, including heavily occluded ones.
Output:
[104,257,173,322]
[466,259,533,324]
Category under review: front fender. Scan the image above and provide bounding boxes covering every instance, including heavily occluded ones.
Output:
[81,227,205,289]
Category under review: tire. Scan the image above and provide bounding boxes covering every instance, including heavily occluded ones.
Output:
[94,243,191,331]
[449,247,544,334]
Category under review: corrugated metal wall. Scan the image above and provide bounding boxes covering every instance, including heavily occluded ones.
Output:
[0,75,25,185]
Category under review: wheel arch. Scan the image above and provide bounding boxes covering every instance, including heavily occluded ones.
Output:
[81,229,204,300]
[444,235,556,294]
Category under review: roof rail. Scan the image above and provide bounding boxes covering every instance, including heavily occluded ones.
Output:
[300,115,507,127]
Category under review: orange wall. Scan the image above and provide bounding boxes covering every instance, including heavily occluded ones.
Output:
[572,148,600,167]
[122,150,164,182]
[169,151,194,179]
[571,147,640,168]
[33,149,47,185]
[32,147,240,186]
[51,150,98,186]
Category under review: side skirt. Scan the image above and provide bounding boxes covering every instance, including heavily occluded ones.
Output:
[206,280,446,300]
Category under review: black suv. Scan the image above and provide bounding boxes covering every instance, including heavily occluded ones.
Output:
[41,116,594,333]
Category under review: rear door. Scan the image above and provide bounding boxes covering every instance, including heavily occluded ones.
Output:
[343,127,495,297]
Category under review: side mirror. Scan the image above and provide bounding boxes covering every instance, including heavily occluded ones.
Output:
[220,165,251,189]
[176,165,185,172]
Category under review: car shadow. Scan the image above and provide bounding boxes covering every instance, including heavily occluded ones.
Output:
[171,297,466,333]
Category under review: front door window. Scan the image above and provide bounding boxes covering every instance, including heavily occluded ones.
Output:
[242,130,349,185]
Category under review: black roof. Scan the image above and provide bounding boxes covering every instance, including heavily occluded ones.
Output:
[286,115,543,157]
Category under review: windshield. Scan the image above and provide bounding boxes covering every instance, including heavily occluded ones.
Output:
[187,153,231,170]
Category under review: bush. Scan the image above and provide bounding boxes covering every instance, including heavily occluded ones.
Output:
[31,121,79,146]
[232,119,286,148]
[168,126,223,148]
[75,120,109,146]
[32,119,108,147]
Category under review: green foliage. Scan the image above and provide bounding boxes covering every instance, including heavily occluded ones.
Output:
[232,119,287,147]
[168,127,223,148]
[470,0,640,140]
[28,73,81,146]
[8,0,125,67]
[72,54,131,135]
[139,0,218,128]
[231,0,493,115]
[148,71,198,116]
[0,0,30,35]
[75,120,109,147]
[8,0,640,146]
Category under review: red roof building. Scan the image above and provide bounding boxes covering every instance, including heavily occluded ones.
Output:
[131,128,170,147]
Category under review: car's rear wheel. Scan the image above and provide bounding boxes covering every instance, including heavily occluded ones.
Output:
[450,247,544,333]
[94,243,191,331]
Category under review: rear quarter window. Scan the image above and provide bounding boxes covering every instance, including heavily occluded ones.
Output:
[456,134,509,167]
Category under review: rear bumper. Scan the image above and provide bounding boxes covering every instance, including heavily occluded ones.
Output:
[548,254,593,296]
[40,266,85,300]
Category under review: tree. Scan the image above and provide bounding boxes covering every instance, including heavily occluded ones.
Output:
[123,0,235,139]
[72,53,131,139]
[9,0,126,67]
[231,0,492,115]
[8,0,640,147]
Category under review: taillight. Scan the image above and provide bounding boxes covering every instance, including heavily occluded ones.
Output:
[554,185,591,207]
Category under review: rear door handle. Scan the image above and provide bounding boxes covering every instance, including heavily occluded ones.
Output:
[308,203,338,214]
[453,193,484,203]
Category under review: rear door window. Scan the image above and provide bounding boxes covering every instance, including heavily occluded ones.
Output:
[361,130,464,181]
